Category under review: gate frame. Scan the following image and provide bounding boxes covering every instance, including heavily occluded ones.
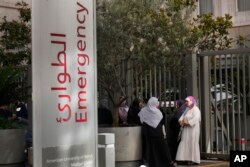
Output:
[196,48,250,158]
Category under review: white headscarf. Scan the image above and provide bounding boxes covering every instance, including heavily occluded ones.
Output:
[138,97,163,128]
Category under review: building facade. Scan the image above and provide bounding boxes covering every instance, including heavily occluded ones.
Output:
[0,0,31,21]
[200,0,250,46]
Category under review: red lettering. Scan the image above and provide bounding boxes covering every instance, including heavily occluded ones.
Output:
[75,2,90,124]
[57,94,71,122]
[78,91,87,110]
[78,77,87,89]
[51,87,67,91]
[75,112,88,122]
[77,2,89,24]
[78,53,89,65]
[77,38,86,51]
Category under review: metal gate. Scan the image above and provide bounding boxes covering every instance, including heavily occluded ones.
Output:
[130,65,186,113]
[198,48,250,158]
[115,48,250,159]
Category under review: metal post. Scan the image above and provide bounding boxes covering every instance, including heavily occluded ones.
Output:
[186,54,198,98]
[240,138,246,151]
[199,55,211,153]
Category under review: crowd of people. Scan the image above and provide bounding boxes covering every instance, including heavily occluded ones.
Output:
[1,94,201,167]
[98,95,201,167]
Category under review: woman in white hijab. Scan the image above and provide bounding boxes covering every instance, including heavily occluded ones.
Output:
[138,97,173,167]
[138,97,163,128]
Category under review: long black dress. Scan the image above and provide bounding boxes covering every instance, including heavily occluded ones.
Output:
[168,105,185,161]
[127,105,141,125]
[142,121,172,167]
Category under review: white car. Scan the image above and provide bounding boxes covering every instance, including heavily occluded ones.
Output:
[210,84,242,111]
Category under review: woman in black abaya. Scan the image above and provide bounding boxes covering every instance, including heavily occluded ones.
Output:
[138,97,173,167]
[168,99,186,165]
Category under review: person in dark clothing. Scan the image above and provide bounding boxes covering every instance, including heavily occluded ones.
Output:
[127,97,143,125]
[98,107,113,126]
[98,99,113,126]
[14,100,28,120]
[0,104,12,119]
[8,100,29,126]
[168,99,186,164]
[138,97,174,167]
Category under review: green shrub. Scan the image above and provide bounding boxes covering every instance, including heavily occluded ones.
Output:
[0,116,24,129]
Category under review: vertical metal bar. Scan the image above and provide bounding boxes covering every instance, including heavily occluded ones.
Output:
[178,74,182,101]
[168,71,171,112]
[159,67,162,101]
[231,55,236,150]
[173,73,176,109]
[236,54,242,150]
[198,56,202,117]
[163,65,167,112]
[200,55,211,153]
[242,54,247,148]
[150,68,152,97]
[225,54,230,153]
[135,67,139,98]
[154,65,157,97]
[214,56,219,153]
[186,54,198,98]
[140,70,143,100]
[219,55,224,153]
[208,56,213,153]
[197,56,203,151]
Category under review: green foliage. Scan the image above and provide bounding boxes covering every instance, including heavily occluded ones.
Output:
[0,116,23,129]
[0,1,31,67]
[191,13,233,50]
[97,0,233,104]
[0,66,27,105]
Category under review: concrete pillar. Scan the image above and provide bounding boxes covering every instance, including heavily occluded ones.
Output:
[98,133,115,167]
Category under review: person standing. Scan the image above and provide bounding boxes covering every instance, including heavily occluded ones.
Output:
[175,96,201,165]
[118,97,129,124]
[168,99,186,165]
[138,97,173,167]
[98,102,113,127]
[127,97,143,125]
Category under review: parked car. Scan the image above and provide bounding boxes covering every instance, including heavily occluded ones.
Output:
[210,84,241,111]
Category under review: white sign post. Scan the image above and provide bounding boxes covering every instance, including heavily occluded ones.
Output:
[32,0,97,167]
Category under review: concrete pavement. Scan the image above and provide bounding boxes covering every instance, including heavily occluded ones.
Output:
[177,160,229,167]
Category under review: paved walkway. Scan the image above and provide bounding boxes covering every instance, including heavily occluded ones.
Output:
[177,160,229,167]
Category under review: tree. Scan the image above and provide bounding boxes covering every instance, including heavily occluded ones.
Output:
[0,1,31,67]
[0,66,26,105]
[0,1,31,104]
[96,0,233,119]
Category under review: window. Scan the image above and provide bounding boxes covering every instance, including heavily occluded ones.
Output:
[199,0,213,14]
[237,0,250,11]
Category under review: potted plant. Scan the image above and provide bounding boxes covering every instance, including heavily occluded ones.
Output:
[0,66,28,165]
